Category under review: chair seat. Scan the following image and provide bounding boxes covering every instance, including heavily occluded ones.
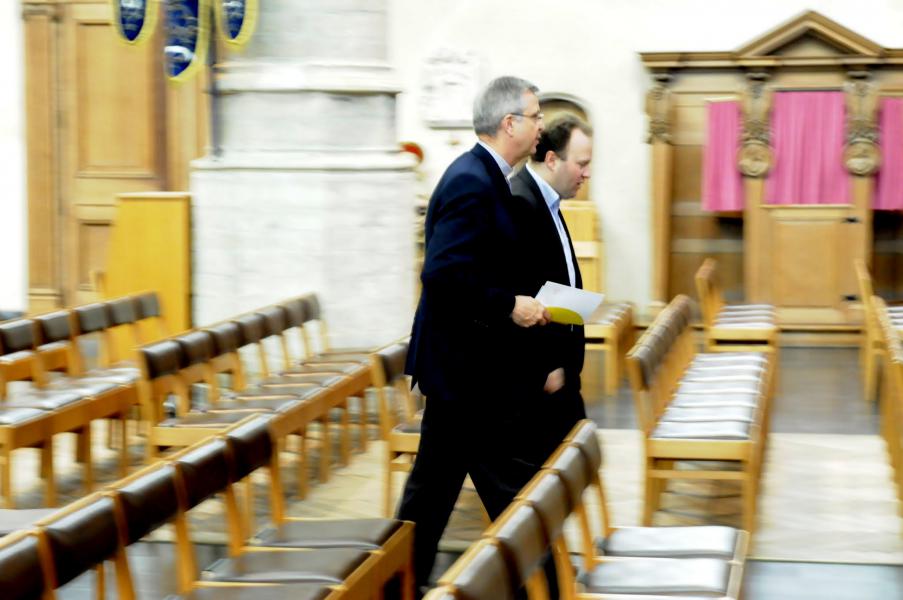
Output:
[393,420,422,435]
[0,407,48,426]
[254,518,402,550]
[82,367,141,384]
[202,548,370,584]
[207,397,301,413]
[0,508,57,536]
[223,386,322,402]
[582,557,731,596]
[166,585,332,600]
[670,393,759,409]
[262,374,344,388]
[652,420,751,440]
[305,352,371,365]
[686,364,765,375]
[159,412,253,428]
[713,321,776,330]
[46,377,121,396]
[661,405,755,423]
[720,303,774,312]
[283,363,364,376]
[692,352,767,365]
[3,389,86,410]
[600,526,739,559]
[677,381,760,395]
[681,369,762,383]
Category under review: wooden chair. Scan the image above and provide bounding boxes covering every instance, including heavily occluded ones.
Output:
[430,538,517,600]
[376,342,425,517]
[171,436,380,600]
[132,291,170,344]
[695,258,778,354]
[560,420,748,567]
[584,302,635,396]
[0,318,132,505]
[855,260,903,403]
[626,295,773,533]
[108,434,342,600]
[32,493,136,599]
[873,296,903,519]
[223,416,415,600]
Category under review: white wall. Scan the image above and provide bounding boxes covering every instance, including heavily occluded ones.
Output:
[0,1,26,312]
[388,0,903,307]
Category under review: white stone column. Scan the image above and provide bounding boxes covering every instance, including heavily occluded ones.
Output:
[192,0,416,348]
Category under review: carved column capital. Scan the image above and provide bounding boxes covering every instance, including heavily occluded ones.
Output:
[738,72,773,178]
[844,71,880,176]
[646,73,673,144]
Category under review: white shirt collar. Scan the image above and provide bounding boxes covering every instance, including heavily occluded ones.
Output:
[525,162,560,211]
[477,141,513,180]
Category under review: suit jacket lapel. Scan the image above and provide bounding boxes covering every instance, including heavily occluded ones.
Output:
[559,216,582,289]
[516,168,579,287]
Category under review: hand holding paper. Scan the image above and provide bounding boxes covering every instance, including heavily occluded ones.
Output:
[535,281,605,325]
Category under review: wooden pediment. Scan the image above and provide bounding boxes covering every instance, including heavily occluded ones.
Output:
[641,10,903,69]
[736,11,881,59]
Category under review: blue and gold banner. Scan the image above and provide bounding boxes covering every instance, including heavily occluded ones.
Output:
[214,0,257,48]
[163,0,210,82]
[111,0,158,45]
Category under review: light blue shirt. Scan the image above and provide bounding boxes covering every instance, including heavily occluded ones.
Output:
[477,141,513,186]
[525,163,576,287]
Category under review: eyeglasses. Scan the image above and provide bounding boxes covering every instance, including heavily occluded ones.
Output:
[511,111,544,122]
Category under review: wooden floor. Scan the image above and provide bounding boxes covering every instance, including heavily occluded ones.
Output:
[37,347,903,598]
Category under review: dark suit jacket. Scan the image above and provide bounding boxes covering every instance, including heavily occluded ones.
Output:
[509,166,586,401]
[406,144,550,404]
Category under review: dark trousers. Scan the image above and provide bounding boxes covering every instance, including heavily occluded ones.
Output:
[396,390,538,591]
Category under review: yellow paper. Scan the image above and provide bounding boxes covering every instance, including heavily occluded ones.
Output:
[547,307,584,325]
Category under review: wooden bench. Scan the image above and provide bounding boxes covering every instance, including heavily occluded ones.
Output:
[873,296,903,520]
[626,294,774,533]
[695,258,778,354]
[855,260,903,403]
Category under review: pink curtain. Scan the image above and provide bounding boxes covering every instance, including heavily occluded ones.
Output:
[875,97,903,211]
[765,91,850,205]
[702,101,744,212]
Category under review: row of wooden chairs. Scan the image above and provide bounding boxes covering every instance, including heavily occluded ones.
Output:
[626,295,776,533]
[426,419,748,599]
[854,259,903,403]
[0,292,168,508]
[694,258,778,354]
[0,414,415,599]
[873,297,903,522]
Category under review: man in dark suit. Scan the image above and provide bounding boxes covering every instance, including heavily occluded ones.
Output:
[398,76,555,593]
[509,115,594,461]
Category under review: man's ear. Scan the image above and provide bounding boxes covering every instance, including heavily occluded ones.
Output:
[544,150,557,169]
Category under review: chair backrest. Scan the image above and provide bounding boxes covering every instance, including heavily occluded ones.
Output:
[174,439,232,510]
[546,445,589,509]
[106,297,139,327]
[139,340,187,419]
[233,313,266,348]
[520,472,571,544]
[224,415,275,482]
[0,319,36,354]
[140,340,184,380]
[114,464,181,545]
[40,496,122,588]
[855,260,879,344]
[374,342,415,435]
[132,292,168,343]
[694,258,722,326]
[207,322,241,357]
[34,311,72,345]
[440,539,514,600]
[0,532,47,600]
[175,331,214,369]
[490,503,549,592]
[133,291,162,320]
[73,303,110,336]
[565,419,613,537]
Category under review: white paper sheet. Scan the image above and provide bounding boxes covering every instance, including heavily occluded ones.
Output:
[535,281,605,324]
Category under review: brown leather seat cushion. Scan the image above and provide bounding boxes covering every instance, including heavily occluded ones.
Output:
[582,556,731,596]
[165,585,332,600]
[254,518,402,550]
[0,534,46,600]
[201,548,370,584]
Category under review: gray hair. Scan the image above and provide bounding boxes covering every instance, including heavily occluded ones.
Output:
[472,76,539,136]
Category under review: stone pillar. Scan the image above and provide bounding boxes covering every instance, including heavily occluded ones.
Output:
[192,0,416,347]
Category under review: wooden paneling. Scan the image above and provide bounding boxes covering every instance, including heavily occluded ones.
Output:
[23,4,61,311]
[23,0,207,311]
